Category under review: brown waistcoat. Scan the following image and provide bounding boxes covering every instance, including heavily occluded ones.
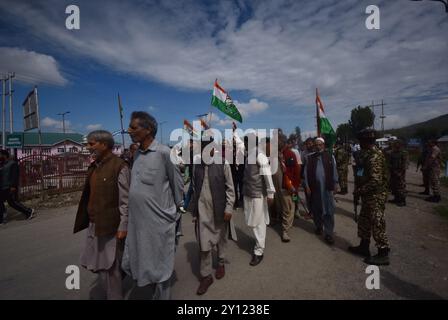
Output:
[73,154,126,237]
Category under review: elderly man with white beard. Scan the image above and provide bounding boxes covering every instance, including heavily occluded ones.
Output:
[304,137,339,245]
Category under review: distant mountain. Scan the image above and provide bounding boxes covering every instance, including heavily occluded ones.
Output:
[385,114,448,141]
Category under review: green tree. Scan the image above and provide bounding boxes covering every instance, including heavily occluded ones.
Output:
[349,106,375,135]
[336,123,353,142]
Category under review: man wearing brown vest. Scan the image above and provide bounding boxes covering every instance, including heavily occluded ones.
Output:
[190,137,236,295]
[74,130,130,299]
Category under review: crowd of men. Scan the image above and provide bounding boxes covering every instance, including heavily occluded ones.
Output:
[72,110,444,300]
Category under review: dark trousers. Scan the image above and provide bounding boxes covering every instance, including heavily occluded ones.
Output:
[231,165,244,205]
[0,189,32,223]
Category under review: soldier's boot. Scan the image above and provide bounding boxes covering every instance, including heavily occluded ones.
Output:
[396,196,406,207]
[341,187,348,195]
[419,190,429,195]
[348,239,370,257]
[364,248,390,266]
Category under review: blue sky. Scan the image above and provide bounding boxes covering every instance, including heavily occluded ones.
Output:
[0,0,447,145]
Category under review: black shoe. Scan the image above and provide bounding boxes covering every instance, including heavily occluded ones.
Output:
[364,248,390,265]
[419,190,430,195]
[324,235,335,245]
[250,254,263,266]
[314,228,323,235]
[388,198,397,204]
[348,239,371,257]
[396,198,406,207]
[425,196,440,203]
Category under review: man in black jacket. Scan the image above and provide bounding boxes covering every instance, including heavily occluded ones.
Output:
[0,150,35,224]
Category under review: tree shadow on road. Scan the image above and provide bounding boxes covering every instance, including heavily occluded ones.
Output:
[234,226,255,256]
[125,271,178,300]
[381,270,444,300]
[3,210,27,223]
[184,241,201,280]
[335,206,358,221]
[294,215,355,254]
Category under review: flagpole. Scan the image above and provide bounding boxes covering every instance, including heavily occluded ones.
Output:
[316,88,321,137]
[35,86,45,199]
[118,93,126,151]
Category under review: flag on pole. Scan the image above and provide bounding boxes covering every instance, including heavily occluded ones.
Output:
[211,80,242,123]
[200,118,210,130]
[183,119,199,138]
[316,88,336,148]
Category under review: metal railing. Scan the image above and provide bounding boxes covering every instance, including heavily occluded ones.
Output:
[18,153,91,200]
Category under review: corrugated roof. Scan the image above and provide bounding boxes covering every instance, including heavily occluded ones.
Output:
[438,135,448,142]
[1,132,84,146]
[1,132,123,146]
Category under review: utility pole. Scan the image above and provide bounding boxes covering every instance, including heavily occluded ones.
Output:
[380,99,386,137]
[8,72,15,157]
[159,121,167,145]
[1,75,8,149]
[8,72,14,134]
[368,100,385,131]
[57,111,70,153]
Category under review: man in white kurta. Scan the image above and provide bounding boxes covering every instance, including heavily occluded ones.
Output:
[243,138,275,266]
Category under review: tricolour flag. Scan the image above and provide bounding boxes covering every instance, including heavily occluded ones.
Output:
[316,88,336,148]
[211,80,242,123]
[183,119,199,138]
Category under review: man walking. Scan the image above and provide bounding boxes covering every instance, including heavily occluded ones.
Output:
[0,150,35,224]
[425,139,442,203]
[243,132,275,266]
[190,137,235,295]
[122,111,184,300]
[349,129,391,265]
[304,137,339,245]
[73,130,130,299]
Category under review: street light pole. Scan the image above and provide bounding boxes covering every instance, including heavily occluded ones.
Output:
[159,121,167,145]
[57,111,70,153]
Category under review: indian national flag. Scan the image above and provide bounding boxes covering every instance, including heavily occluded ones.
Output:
[211,80,242,123]
[316,88,336,147]
[183,119,200,138]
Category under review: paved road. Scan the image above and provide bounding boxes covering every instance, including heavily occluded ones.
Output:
[1,163,447,300]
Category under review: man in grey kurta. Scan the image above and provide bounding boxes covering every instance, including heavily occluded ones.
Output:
[190,145,235,295]
[304,137,339,245]
[122,111,184,300]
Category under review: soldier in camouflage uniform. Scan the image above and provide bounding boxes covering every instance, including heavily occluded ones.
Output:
[424,139,442,203]
[349,129,390,266]
[387,140,409,207]
[334,140,351,195]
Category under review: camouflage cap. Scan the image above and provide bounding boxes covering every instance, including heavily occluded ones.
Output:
[357,128,377,141]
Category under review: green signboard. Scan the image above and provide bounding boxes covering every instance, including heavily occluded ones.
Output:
[6,134,23,148]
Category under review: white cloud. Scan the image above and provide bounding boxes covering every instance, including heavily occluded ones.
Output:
[0,47,67,85]
[41,116,71,131]
[1,0,447,131]
[86,124,102,131]
[235,99,269,118]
